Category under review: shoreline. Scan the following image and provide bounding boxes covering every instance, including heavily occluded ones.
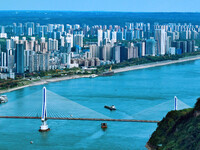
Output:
[0,75,91,94]
[1,55,200,94]
[114,55,200,73]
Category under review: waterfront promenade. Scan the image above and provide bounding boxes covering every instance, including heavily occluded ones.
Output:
[114,55,200,73]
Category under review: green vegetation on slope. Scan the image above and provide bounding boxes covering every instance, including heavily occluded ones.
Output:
[147,98,200,150]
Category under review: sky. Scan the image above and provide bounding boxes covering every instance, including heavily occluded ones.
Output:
[0,0,199,12]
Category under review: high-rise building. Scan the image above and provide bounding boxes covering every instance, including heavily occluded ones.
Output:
[133,46,139,58]
[0,52,6,67]
[126,30,133,41]
[6,39,11,50]
[100,44,112,61]
[39,53,49,71]
[136,42,143,57]
[134,29,140,39]
[180,41,187,53]
[113,46,120,63]
[187,40,194,53]
[16,43,24,74]
[24,50,34,71]
[65,34,73,48]
[117,31,123,41]
[90,44,100,58]
[48,38,58,51]
[111,31,117,44]
[73,34,83,47]
[146,39,156,56]
[155,29,166,55]
[120,46,129,62]
[48,24,54,32]
[169,47,176,55]
[98,29,103,46]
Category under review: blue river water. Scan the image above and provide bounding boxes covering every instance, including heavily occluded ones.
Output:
[0,60,200,150]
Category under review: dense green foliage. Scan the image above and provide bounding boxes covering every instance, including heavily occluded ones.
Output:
[0,77,33,90]
[194,40,200,47]
[194,97,200,111]
[0,68,82,90]
[148,98,200,150]
[83,36,98,44]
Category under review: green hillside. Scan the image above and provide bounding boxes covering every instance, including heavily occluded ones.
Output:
[147,98,200,150]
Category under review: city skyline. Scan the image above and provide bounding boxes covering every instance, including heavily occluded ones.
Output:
[0,0,199,12]
[0,20,198,80]
[0,2,200,149]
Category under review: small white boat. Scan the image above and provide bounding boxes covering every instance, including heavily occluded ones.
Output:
[89,74,98,78]
[0,95,8,103]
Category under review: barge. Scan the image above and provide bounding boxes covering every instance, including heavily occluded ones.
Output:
[104,105,116,110]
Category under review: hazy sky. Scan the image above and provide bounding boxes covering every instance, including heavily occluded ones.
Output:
[0,0,199,12]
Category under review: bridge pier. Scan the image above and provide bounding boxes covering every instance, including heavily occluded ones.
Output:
[39,120,50,132]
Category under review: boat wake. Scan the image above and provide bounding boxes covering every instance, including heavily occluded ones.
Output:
[75,129,105,148]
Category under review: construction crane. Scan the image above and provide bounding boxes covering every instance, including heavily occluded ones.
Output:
[109,65,112,72]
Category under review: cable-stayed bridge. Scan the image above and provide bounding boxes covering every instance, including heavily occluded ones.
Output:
[0,87,192,131]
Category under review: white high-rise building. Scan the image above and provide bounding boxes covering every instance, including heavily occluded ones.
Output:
[141,42,146,56]
[6,39,11,50]
[107,30,111,40]
[74,24,80,30]
[155,29,166,55]
[41,37,46,43]
[48,24,54,32]
[111,31,117,45]
[61,36,65,47]
[58,24,64,32]
[28,28,33,36]
[48,38,58,51]
[65,34,73,48]
[98,29,103,46]
[66,24,72,31]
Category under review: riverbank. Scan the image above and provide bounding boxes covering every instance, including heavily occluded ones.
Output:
[114,55,200,73]
[1,55,200,94]
[0,75,91,94]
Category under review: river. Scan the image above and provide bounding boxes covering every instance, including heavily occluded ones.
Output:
[0,60,200,149]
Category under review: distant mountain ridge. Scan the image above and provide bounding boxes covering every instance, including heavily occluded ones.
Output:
[0,11,200,25]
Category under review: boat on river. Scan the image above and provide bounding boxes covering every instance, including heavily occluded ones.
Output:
[101,123,107,129]
[0,95,8,104]
[89,74,98,78]
[104,105,116,110]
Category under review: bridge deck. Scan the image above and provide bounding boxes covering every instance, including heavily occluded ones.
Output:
[0,116,159,123]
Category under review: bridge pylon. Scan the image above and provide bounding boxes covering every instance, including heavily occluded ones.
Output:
[174,96,178,111]
[39,87,50,132]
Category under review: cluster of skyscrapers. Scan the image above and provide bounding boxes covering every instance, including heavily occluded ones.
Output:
[0,22,198,79]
